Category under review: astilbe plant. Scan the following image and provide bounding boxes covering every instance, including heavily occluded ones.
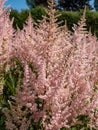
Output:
[0,0,14,95]
[0,0,98,130]
[67,10,98,128]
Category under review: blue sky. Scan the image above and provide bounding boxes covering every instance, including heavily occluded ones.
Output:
[5,0,94,12]
[5,0,29,11]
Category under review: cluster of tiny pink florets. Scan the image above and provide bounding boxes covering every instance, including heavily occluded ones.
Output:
[0,0,98,130]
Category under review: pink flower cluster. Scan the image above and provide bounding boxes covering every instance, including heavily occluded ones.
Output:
[0,0,98,130]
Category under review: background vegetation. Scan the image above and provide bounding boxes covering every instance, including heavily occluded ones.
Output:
[9,6,98,37]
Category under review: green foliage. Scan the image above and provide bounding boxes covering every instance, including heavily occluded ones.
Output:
[19,9,29,28]
[9,9,23,29]
[94,0,98,11]
[57,10,81,31]
[28,118,44,130]
[26,0,35,8]
[70,115,97,130]
[60,115,96,130]
[86,11,98,37]
[58,10,98,37]
[3,58,23,101]
[26,0,48,8]
[9,6,46,29]
[0,108,6,130]
[25,0,92,10]
[30,5,46,22]
[29,62,39,79]
[58,0,91,11]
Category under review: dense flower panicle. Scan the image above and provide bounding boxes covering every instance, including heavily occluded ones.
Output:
[0,0,14,96]
[67,13,98,126]
[0,0,13,59]
[0,0,98,130]
[4,102,32,130]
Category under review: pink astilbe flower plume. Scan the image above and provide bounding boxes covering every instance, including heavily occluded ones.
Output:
[0,0,98,130]
[0,0,14,61]
[67,8,98,128]
[0,0,14,95]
